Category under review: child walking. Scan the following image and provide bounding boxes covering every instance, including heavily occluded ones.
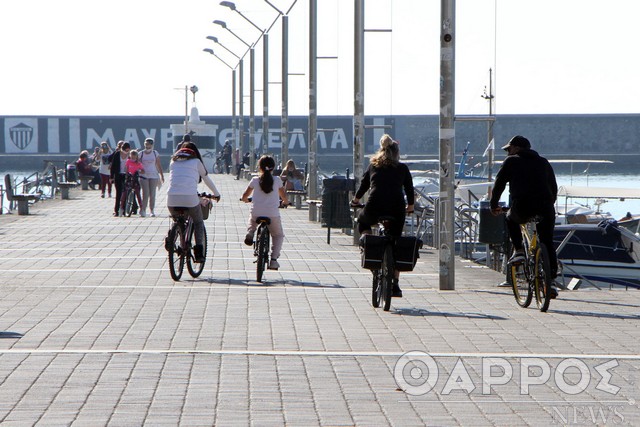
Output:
[241,155,290,270]
[121,149,145,213]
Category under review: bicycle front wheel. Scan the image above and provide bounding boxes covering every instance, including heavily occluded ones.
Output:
[187,226,207,278]
[533,242,552,312]
[381,244,394,311]
[508,250,532,308]
[168,223,185,281]
[124,190,135,217]
[256,225,270,282]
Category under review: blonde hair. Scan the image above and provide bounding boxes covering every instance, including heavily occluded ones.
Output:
[370,134,399,168]
[129,149,139,159]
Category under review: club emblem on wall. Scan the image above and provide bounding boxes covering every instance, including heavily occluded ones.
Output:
[10,123,34,150]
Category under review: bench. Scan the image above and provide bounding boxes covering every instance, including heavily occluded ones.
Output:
[78,175,94,190]
[286,190,307,209]
[4,174,40,215]
[58,182,77,199]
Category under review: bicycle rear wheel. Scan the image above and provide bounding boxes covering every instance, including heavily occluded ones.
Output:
[508,249,532,308]
[371,270,382,308]
[124,190,135,217]
[533,243,552,312]
[168,223,185,281]
[256,225,269,282]
[381,244,394,311]
[187,226,207,278]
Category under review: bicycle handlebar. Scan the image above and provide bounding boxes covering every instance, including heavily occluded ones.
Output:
[199,193,220,202]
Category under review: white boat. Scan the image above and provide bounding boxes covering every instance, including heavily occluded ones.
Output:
[554,221,640,289]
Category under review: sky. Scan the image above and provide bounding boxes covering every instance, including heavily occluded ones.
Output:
[1,0,639,117]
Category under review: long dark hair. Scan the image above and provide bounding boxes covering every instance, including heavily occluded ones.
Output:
[258,155,276,194]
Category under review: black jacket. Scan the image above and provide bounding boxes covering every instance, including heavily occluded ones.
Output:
[490,148,558,210]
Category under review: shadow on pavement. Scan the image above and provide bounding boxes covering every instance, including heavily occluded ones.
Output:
[548,310,640,320]
[0,331,23,339]
[204,277,344,289]
[393,308,507,320]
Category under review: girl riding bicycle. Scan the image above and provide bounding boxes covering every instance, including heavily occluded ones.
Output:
[166,142,221,262]
[121,149,145,214]
[351,134,415,297]
[241,155,290,270]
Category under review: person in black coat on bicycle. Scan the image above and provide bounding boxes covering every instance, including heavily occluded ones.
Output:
[490,135,560,297]
[351,134,414,297]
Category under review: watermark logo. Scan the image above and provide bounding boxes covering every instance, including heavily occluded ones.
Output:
[394,351,620,397]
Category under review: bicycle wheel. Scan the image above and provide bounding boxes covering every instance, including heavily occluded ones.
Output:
[124,190,135,217]
[187,226,207,278]
[508,249,532,308]
[371,270,382,308]
[381,244,394,311]
[168,223,185,281]
[256,225,269,282]
[533,242,552,312]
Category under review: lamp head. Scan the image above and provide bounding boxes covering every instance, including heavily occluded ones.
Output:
[213,20,227,28]
[206,36,219,43]
[220,1,236,10]
[203,48,214,55]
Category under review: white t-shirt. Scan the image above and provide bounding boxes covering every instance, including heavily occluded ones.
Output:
[99,151,112,175]
[249,175,283,218]
[140,149,160,179]
[167,158,220,207]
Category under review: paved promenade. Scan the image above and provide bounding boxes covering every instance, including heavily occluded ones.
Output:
[0,174,639,426]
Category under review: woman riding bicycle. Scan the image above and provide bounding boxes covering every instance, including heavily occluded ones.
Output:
[350,134,414,297]
[166,142,221,262]
[241,155,290,270]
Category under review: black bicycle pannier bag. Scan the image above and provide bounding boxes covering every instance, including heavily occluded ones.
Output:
[361,234,387,270]
[394,236,423,271]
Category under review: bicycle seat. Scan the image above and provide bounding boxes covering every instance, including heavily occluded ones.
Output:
[256,216,271,225]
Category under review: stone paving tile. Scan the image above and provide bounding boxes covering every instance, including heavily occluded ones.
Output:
[0,175,639,425]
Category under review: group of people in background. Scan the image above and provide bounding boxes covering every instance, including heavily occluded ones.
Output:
[75,138,164,217]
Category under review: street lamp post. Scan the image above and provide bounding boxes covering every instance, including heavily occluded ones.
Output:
[439,0,456,290]
[203,47,237,153]
[213,19,252,166]
[308,0,318,221]
[220,1,265,172]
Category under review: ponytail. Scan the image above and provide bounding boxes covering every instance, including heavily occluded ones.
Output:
[257,155,276,193]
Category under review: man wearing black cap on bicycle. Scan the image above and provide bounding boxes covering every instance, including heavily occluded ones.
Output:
[490,135,560,298]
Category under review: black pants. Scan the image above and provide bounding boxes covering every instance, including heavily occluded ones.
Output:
[113,174,126,214]
[506,203,557,279]
[358,205,406,237]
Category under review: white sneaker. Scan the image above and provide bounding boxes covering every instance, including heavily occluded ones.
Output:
[150,211,156,217]
[140,210,146,217]
[268,259,280,270]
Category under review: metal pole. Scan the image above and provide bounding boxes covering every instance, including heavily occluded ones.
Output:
[308,0,318,221]
[439,0,456,290]
[354,0,365,194]
[232,69,237,149]
[487,67,494,182]
[184,85,189,133]
[263,33,269,156]
[239,59,245,162]
[249,47,256,172]
[353,0,365,244]
[281,15,289,166]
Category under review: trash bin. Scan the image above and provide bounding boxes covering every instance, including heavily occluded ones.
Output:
[66,164,77,182]
[321,177,355,229]
[478,200,507,244]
